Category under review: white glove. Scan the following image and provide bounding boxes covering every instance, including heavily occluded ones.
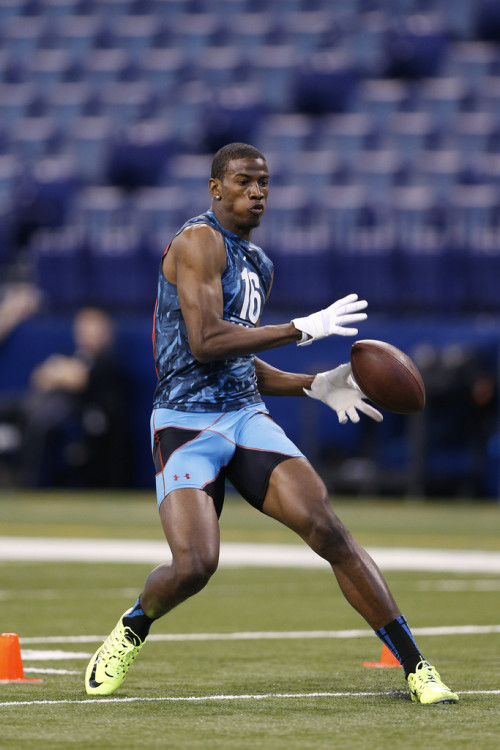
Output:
[304,363,383,425]
[291,294,368,346]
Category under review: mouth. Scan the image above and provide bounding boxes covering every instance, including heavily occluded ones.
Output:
[249,203,264,216]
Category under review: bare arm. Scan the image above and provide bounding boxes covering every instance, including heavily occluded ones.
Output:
[165,224,301,362]
[254,357,314,396]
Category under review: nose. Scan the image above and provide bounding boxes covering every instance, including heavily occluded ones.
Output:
[250,182,264,199]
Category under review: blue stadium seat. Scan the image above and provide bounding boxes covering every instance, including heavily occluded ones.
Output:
[292,50,358,115]
[353,78,414,123]
[32,226,89,310]
[48,81,92,126]
[318,185,369,251]
[106,82,155,127]
[132,186,189,245]
[162,154,211,212]
[447,184,498,249]
[383,14,448,79]
[86,49,130,87]
[348,10,388,74]
[259,114,321,155]
[419,77,467,127]
[318,114,378,164]
[230,13,273,55]
[386,112,435,158]
[451,112,497,155]
[41,0,80,22]
[0,1,23,21]
[70,186,131,243]
[114,13,156,56]
[11,116,59,162]
[442,41,497,83]
[95,0,134,19]
[251,45,296,112]
[26,50,70,91]
[293,150,349,197]
[480,75,500,117]
[284,10,337,56]
[200,47,246,91]
[66,115,114,183]
[142,49,185,94]
[106,120,176,188]
[0,83,36,129]
[59,14,101,55]
[0,154,21,211]
[352,149,404,194]
[3,16,43,57]
[87,227,157,310]
[464,232,500,311]
[415,149,462,195]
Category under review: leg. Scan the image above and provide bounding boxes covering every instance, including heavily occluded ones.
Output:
[140,488,220,618]
[261,457,458,703]
[262,457,400,630]
[85,488,220,696]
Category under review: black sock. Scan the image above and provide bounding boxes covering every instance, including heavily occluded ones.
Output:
[375,615,423,677]
[122,597,156,643]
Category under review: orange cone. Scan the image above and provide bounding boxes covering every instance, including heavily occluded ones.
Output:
[0,633,43,683]
[363,644,401,668]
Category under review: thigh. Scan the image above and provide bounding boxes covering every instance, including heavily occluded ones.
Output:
[227,408,304,511]
[151,408,234,514]
[159,488,220,566]
[262,456,337,538]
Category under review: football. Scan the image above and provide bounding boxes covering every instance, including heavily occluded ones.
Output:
[350,339,426,414]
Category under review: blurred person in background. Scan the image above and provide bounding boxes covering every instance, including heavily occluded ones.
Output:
[1,306,132,488]
[0,283,41,345]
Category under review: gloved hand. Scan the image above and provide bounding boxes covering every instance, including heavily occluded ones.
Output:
[304,363,383,424]
[291,294,368,346]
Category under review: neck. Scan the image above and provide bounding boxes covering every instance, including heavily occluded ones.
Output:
[211,203,252,241]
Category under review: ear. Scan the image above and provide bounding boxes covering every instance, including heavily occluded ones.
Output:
[208,177,221,201]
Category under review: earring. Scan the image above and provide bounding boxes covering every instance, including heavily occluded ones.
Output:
[216,195,221,200]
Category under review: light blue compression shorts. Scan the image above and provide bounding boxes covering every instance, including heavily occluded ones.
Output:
[150,403,304,515]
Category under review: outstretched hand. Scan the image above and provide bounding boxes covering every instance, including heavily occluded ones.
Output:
[291,294,368,346]
[304,363,383,424]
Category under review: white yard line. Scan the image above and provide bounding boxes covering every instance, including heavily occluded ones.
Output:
[1,537,500,572]
[19,624,500,648]
[0,690,498,708]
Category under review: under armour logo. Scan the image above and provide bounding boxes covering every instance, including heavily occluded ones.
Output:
[173,473,190,480]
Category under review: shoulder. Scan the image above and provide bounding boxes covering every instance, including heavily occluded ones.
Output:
[169,221,226,277]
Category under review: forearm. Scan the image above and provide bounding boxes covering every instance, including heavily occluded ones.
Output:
[254,357,314,396]
[190,319,302,362]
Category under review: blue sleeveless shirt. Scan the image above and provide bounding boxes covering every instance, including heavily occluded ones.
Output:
[152,210,274,412]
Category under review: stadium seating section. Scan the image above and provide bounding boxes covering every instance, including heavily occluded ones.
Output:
[1,0,500,315]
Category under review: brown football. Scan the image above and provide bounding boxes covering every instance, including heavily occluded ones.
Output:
[350,339,426,414]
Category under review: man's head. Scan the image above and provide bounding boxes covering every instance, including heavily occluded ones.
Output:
[210,143,266,182]
[73,307,114,357]
[209,143,269,240]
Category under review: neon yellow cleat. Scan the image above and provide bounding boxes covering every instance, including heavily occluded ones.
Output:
[407,660,459,705]
[85,611,144,696]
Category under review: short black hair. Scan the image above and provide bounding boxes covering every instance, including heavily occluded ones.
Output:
[211,143,266,181]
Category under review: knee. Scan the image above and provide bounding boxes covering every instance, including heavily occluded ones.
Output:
[173,551,218,598]
[304,506,355,564]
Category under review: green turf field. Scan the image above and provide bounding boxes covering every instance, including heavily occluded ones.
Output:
[0,493,499,750]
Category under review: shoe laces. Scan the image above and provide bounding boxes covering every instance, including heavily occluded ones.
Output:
[412,660,440,685]
[99,627,141,678]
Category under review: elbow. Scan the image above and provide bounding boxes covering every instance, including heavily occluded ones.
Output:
[189,337,215,363]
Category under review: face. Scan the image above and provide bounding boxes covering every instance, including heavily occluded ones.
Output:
[210,157,270,239]
[74,308,113,355]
